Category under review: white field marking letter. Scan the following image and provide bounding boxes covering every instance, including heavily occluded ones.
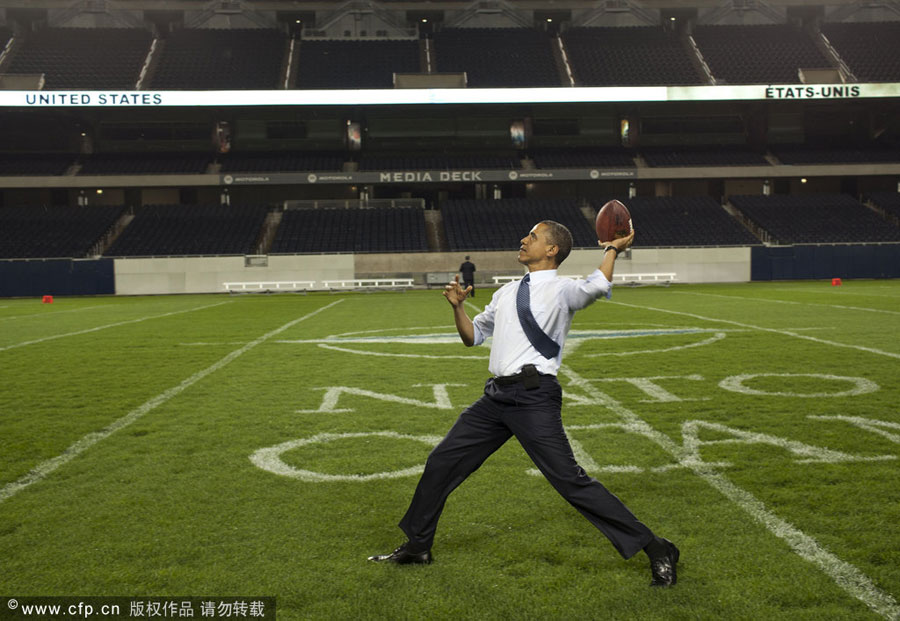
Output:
[680,420,895,467]
[807,415,900,445]
[718,373,878,398]
[296,383,464,414]
[588,374,708,403]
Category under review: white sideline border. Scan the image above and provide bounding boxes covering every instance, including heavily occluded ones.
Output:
[0,299,344,504]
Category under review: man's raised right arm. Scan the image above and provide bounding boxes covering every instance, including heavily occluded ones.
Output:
[444,275,475,346]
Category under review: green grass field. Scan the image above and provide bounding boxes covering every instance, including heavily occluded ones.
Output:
[1,281,899,620]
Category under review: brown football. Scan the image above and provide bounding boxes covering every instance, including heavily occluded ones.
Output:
[595,200,633,242]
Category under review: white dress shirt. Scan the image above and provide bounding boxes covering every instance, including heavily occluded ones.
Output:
[472,268,612,377]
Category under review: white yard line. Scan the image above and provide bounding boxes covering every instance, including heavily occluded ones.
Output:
[612,301,900,360]
[0,304,110,322]
[559,365,900,620]
[0,299,344,504]
[673,290,900,316]
[0,302,230,352]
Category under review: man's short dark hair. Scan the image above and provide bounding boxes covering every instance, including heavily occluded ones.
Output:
[540,220,573,266]
[465,256,470,260]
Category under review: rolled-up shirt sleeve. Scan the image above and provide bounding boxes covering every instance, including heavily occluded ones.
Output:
[471,300,496,346]
[565,269,613,311]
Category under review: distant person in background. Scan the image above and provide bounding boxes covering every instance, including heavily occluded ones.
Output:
[459,256,476,298]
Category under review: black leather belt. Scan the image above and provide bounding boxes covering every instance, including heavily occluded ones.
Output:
[494,364,542,389]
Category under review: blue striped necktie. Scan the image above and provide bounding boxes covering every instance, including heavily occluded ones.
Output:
[516,273,560,359]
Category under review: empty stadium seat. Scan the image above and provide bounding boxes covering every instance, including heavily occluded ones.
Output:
[270,207,429,253]
[150,29,285,90]
[5,28,151,90]
[104,204,269,256]
[433,28,561,87]
[594,196,760,247]
[563,26,704,86]
[295,39,421,89]
[822,22,900,83]
[442,198,595,251]
[692,24,831,84]
[729,194,900,244]
[0,205,125,259]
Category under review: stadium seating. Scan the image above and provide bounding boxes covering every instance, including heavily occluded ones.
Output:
[78,153,212,176]
[441,198,595,251]
[562,27,704,86]
[0,27,11,50]
[771,145,900,165]
[270,207,429,253]
[531,149,635,169]
[822,22,900,82]
[868,192,900,221]
[358,153,520,171]
[433,28,561,87]
[220,152,345,173]
[0,205,125,259]
[150,29,285,90]
[729,193,900,244]
[641,147,770,167]
[295,39,421,89]
[692,24,831,84]
[104,204,269,256]
[594,196,760,247]
[4,28,151,90]
[0,154,74,176]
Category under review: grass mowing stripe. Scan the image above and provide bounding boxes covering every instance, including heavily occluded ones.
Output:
[613,300,900,360]
[0,298,344,504]
[0,301,231,352]
[673,290,900,316]
[559,364,900,620]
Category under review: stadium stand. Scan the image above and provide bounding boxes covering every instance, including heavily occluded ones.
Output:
[0,27,11,50]
[104,204,269,256]
[149,29,285,90]
[868,192,900,221]
[531,149,635,169]
[78,153,212,176]
[594,196,760,247]
[729,194,900,244]
[4,28,151,90]
[0,205,125,259]
[358,153,520,171]
[692,24,831,84]
[821,21,900,83]
[295,39,421,89]
[562,26,704,86]
[442,198,595,251]
[220,152,345,173]
[270,207,429,253]
[770,145,900,165]
[433,28,561,87]
[0,154,74,176]
[641,147,770,167]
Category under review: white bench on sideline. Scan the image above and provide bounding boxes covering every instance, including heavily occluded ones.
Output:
[224,280,316,292]
[493,273,676,286]
[322,278,414,290]
[614,273,677,285]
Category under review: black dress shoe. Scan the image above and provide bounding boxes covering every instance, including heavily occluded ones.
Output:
[649,538,679,587]
[368,542,432,565]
